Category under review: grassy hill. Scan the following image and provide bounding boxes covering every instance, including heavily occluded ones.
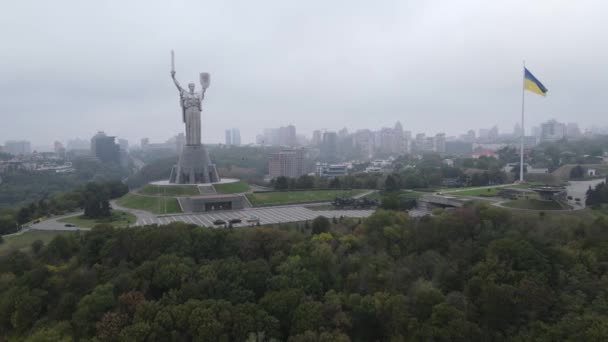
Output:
[116,193,182,214]
[138,184,199,196]
[213,180,249,194]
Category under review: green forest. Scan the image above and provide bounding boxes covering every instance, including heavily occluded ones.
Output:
[1,204,608,341]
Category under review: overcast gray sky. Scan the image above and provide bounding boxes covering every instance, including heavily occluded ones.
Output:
[1,0,607,148]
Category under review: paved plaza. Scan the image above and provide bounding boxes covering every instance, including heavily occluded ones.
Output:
[139,206,374,227]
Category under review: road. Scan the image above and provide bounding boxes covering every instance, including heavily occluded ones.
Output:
[28,211,90,232]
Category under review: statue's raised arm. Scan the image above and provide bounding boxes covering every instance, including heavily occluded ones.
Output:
[171,71,184,93]
[170,50,183,93]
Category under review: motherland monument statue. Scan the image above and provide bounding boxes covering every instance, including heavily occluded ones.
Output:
[168,50,220,184]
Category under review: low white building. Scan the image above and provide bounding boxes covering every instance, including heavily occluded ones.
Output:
[316,163,349,178]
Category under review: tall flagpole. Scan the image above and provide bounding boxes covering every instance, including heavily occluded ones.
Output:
[520,60,526,183]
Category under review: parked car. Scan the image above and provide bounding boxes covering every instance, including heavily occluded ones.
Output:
[64,223,76,227]
[213,219,226,225]
[246,215,259,223]
[33,219,40,224]
[229,218,242,224]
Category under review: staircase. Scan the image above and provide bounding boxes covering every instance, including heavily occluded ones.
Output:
[198,184,217,196]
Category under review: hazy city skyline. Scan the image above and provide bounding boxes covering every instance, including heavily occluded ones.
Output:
[2,0,607,147]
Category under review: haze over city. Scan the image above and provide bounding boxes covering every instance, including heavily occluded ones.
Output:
[2,0,607,147]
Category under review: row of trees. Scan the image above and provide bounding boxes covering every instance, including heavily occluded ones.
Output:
[0,181,128,235]
[586,179,608,206]
[271,173,382,191]
[2,203,608,340]
[0,156,127,209]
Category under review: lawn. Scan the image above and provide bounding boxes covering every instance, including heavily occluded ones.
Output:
[246,190,365,206]
[138,184,199,196]
[502,199,565,210]
[214,181,250,194]
[58,210,136,228]
[116,193,182,214]
[0,230,79,256]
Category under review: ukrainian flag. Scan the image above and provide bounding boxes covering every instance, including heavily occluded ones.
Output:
[524,67,548,96]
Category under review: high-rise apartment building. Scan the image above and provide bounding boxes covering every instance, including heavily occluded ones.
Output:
[225,128,242,146]
[268,148,305,178]
[434,133,446,153]
[540,119,566,142]
[225,129,232,145]
[231,128,241,146]
[566,123,581,138]
[4,140,31,155]
[91,131,120,164]
[312,130,322,145]
[320,132,338,162]
[54,141,66,159]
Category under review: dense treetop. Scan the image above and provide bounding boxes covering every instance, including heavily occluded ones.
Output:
[1,204,608,341]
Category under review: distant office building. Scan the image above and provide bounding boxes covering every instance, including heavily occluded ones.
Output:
[338,127,349,138]
[268,148,305,178]
[232,128,241,146]
[279,125,297,146]
[531,126,541,137]
[566,123,581,138]
[374,122,406,155]
[463,130,476,142]
[434,133,446,153]
[316,163,348,178]
[424,137,435,152]
[467,130,476,141]
[54,141,66,159]
[320,131,338,162]
[4,140,31,155]
[488,126,499,140]
[513,123,523,137]
[540,119,566,142]
[477,126,499,141]
[118,139,129,151]
[263,128,279,146]
[378,127,395,153]
[259,125,297,147]
[354,129,374,159]
[225,129,232,145]
[312,130,322,145]
[414,133,426,152]
[225,128,242,146]
[91,131,120,164]
[524,136,538,148]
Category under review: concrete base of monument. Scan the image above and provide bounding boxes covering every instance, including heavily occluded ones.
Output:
[146,178,250,213]
[177,193,250,213]
[150,178,241,186]
[169,144,220,184]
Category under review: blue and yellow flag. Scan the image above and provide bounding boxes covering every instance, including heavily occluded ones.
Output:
[524,67,548,96]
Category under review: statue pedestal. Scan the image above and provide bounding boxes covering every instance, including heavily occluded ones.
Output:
[169,144,219,184]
